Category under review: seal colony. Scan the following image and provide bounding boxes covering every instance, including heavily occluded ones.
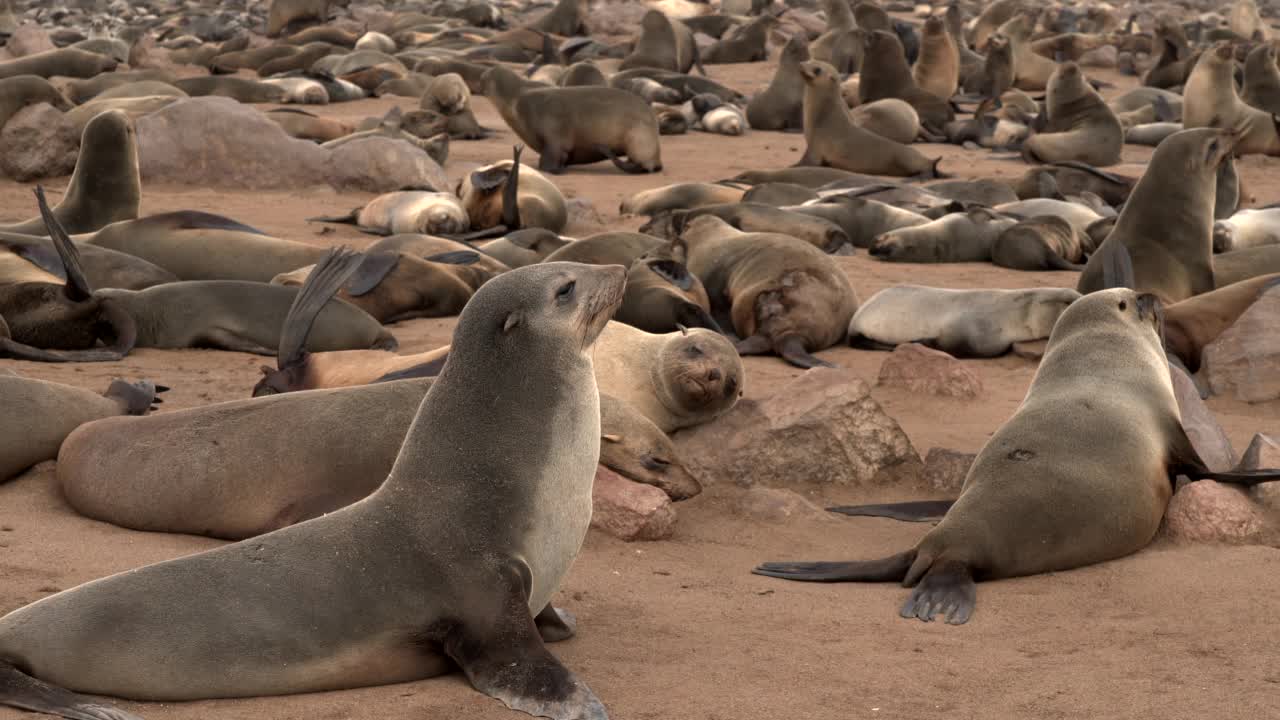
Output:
[4,1,1280,718]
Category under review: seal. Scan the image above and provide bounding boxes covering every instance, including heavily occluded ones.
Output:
[679,214,858,368]
[1022,62,1123,167]
[476,229,571,267]
[991,214,1091,271]
[730,167,861,188]
[543,232,662,266]
[458,146,569,234]
[61,69,177,104]
[267,0,342,36]
[645,202,848,252]
[1184,42,1280,156]
[746,34,809,132]
[1078,128,1235,303]
[172,75,288,103]
[702,13,778,64]
[848,285,1081,357]
[857,30,954,133]
[798,61,941,178]
[482,65,662,173]
[1214,207,1280,252]
[420,72,488,139]
[912,15,959,102]
[0,75,71,128]
[788,195,929,249]
[620,9,704,76]
[2,260,623,720]
[0,110,139,235]
[621,182,745,216]
[0,47,117,80]
[615,244,720,334]
[997,13,1058,92]
[1,374,162,482]
[266,107,355,142]
[756,276,1280,623]
[309,191,470,236]
[850,98,921,144]
[1242,41,1280,114]
[93,80,188,101]
[0,232,177,290]
[869,207,1016,263]
[260,77,329,104]
[1014,162,1135,206]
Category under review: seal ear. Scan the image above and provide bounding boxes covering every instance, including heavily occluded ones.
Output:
[502,311,523,335]
[1099,241,1135,290]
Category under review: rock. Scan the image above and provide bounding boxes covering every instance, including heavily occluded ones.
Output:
[1170,364,1235,472]
[0,103,78,181]
[325,136,450,193]
[877,343,983,399]
[1202,285,1280,402]
[565,196,605,232]
[1236,433,1280,510]
[591,465,676,541]
[674,367,922,487]
[5,25,55,57]
[1163,480,1267,542]
[1079,45,1118,68]
[735,487,829,523]
[136,97,329,189]
[923,448,974,492]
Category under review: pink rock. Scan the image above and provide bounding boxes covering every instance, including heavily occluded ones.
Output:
[0,103,77,181]
[5,25,55,57]
[1202,285,1280,402]
[923,448,975,492]
[1163,481,1267,542]
[1236,433,1280,510]
[1170,364,1235,472]
[674,367,922,487]
[877,343,983,399]
[591,466,676,541]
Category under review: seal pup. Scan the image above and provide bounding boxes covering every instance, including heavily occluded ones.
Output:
[1022,62,1123,167]
[420,72,488,139]
[620,10,704,76]
[912,15,959,102]
[1078,128,1235,303]
[679,215,858,368]
[869,208,1016,263]
[266,107,355,142]
[543,232,662,266]
[1184,42,1280,156]
[4,260,623,720]
[598,393,702,500]
[702,13,777,64]
[849,98,921,145]
[267,0,341,36]
[172,76,288,103]
[528,0,587,36]
[756,280,1280,623]
[646,203,848,252]
[621,183,745,216]
[848,285,1081,357]
[1214,207,1280,252]
[482,66,662,173]
[0,111,139,236]
[310,191,469,236]
[991,215,1091,271]
[458,146,569,234]
[798,61,941,178]
[2,374,162,482]
[746,34,808,132]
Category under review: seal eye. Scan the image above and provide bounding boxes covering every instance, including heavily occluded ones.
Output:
[1118,300,1127,311]
[556,280,576,303]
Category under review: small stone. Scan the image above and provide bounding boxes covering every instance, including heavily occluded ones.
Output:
[735,487,828,523]
[0,103,78,181]
[877,343,983,399]
[923,448,975,492]
[1162,480,1267,542]
[591,466,676,541]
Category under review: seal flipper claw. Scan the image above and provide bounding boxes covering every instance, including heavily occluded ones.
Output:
[0,662,143,720]
[827,500,956,522]
[899,560,975,625]
[429,560,609,720]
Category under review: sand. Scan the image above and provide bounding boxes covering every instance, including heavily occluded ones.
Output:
[1,56,1279,720]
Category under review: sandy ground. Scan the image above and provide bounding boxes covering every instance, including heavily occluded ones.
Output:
[2,55,1280,720]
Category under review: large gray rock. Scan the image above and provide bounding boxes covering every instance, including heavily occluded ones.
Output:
[877,343,983,399]
[591,465,676,541]
[1237,433,1280,510]
[324,136,449,193]
[0,103,77,181]
[674,367,922,487]
[1170,364,1235,472]
[1163,480,1268,542]
[1202,285,1280,402]
[136,96,328,189]
[5,25,55,57]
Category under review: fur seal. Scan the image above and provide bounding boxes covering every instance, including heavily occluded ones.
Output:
[972,0,1023,51]
[0,75,71,128]
[2,260,622,720]
[620,10,704,76]
[459,147,568,234]
[420,72,488,139]
[850,98,921,144]
[757,276,1280,623]
[870,208,1016,263]
[543,232,662,266]
[1022,62,1123,167]
[730,167,860,188]
[998,14,1059,92]
[702,13,777,64]
[0,232,177,290]
[789,196,929,249]
[1214,208,1280,252]
[912,15,959,101]
[266,107,354,141]
[93,81,188,101]
[267,0,341,37]
[858,30,954,133]
[679,215,858,368]
[621,183,744,216]
[799,61,941,178]
[991,214,1091,271]
[311,191,469,236]
[1078,128,1235,303]
[172,76,288,103]
[1014,162,1135,205]
[614,245,720,334]
[1242,42,1280,114]
[746,34,808,132]
[482,65,662,173]
[644,203,848,252]
[849,285,1081,357]
[0,111,139,235]
[0,48,117,80]
[1184,42,1280,156]
[476,229,570,268]
[61,69,177,104]
[1,374,161,482]
[528,0,587,36]
[260,77,329,104]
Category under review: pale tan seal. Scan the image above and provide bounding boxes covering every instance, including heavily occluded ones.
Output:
[1022,62,1123,167]
[0,47,117,80]
[458,146,569,234]
[913,15,959,101]
[1214,208,1280,252]
[0,261,624,720]
[1241,42,1280,114]
[476,229,571,268]
[310,191,469,236]
[621,182,745,216]
[991,214,1091,271]
[679,214,859,368]
[615,245,720,334]
[869,208,1016,263]
[857,30,954,133]
[850,98,921,144]
[848,285,1081,357]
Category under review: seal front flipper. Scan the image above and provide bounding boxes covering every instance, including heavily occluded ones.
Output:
[594,144,647,175]
[899,559,976,625]
[535,604,578,643]
[426,559,609,720]
[0,661,142,720]
[36,185,92,301]
[502,145,524,230]
[753,549,917,582]
[827,500,956,522]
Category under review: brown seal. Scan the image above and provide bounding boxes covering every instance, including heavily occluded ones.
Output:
[1022,62,1123,167]
[528,0,588,36]
[913,15,959,101]
[858,30,954,133]
[620,9,705,76]
[266,107,355,142]
[543,232,663,266]
[0,75,71,128]
[0,47,117,79]
[798,61,941,178]
[0,261,624,720]
[172,76,288,103]
[991,214,1091,271]
[621,182,745,216]
[746,34,809,132]
[644,202,848,252]
[680,214,858,368]
[0,231,177,290]
[869,207,1016,263]
[1242,41,1280,114]
[483,65,662,173]
[1013,161,1135,205]
[458,146,568,234]
[0,110,139,235]
[703,13,778,64]
[267,0,343,37]
[614,244,721,334]
[1184,41,1280,156]
[757,271,1280,623]
[476,229,570,268]
[1078,128,1236,303]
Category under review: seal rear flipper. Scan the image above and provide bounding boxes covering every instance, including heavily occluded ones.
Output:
[0,661,141,720]
[425,250,483,266]
[104,378,164,415]
[345,251,401,297]
[827,500,956,522]
[594,144,647,174]
[1044,253,1085,272]
[424,559,608,720]
[899,559,976,625]
[753,549,917,583]
[305,208,362,225]
[674,302,725,335]
[36,185,92,301]
[775,335,836,369]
